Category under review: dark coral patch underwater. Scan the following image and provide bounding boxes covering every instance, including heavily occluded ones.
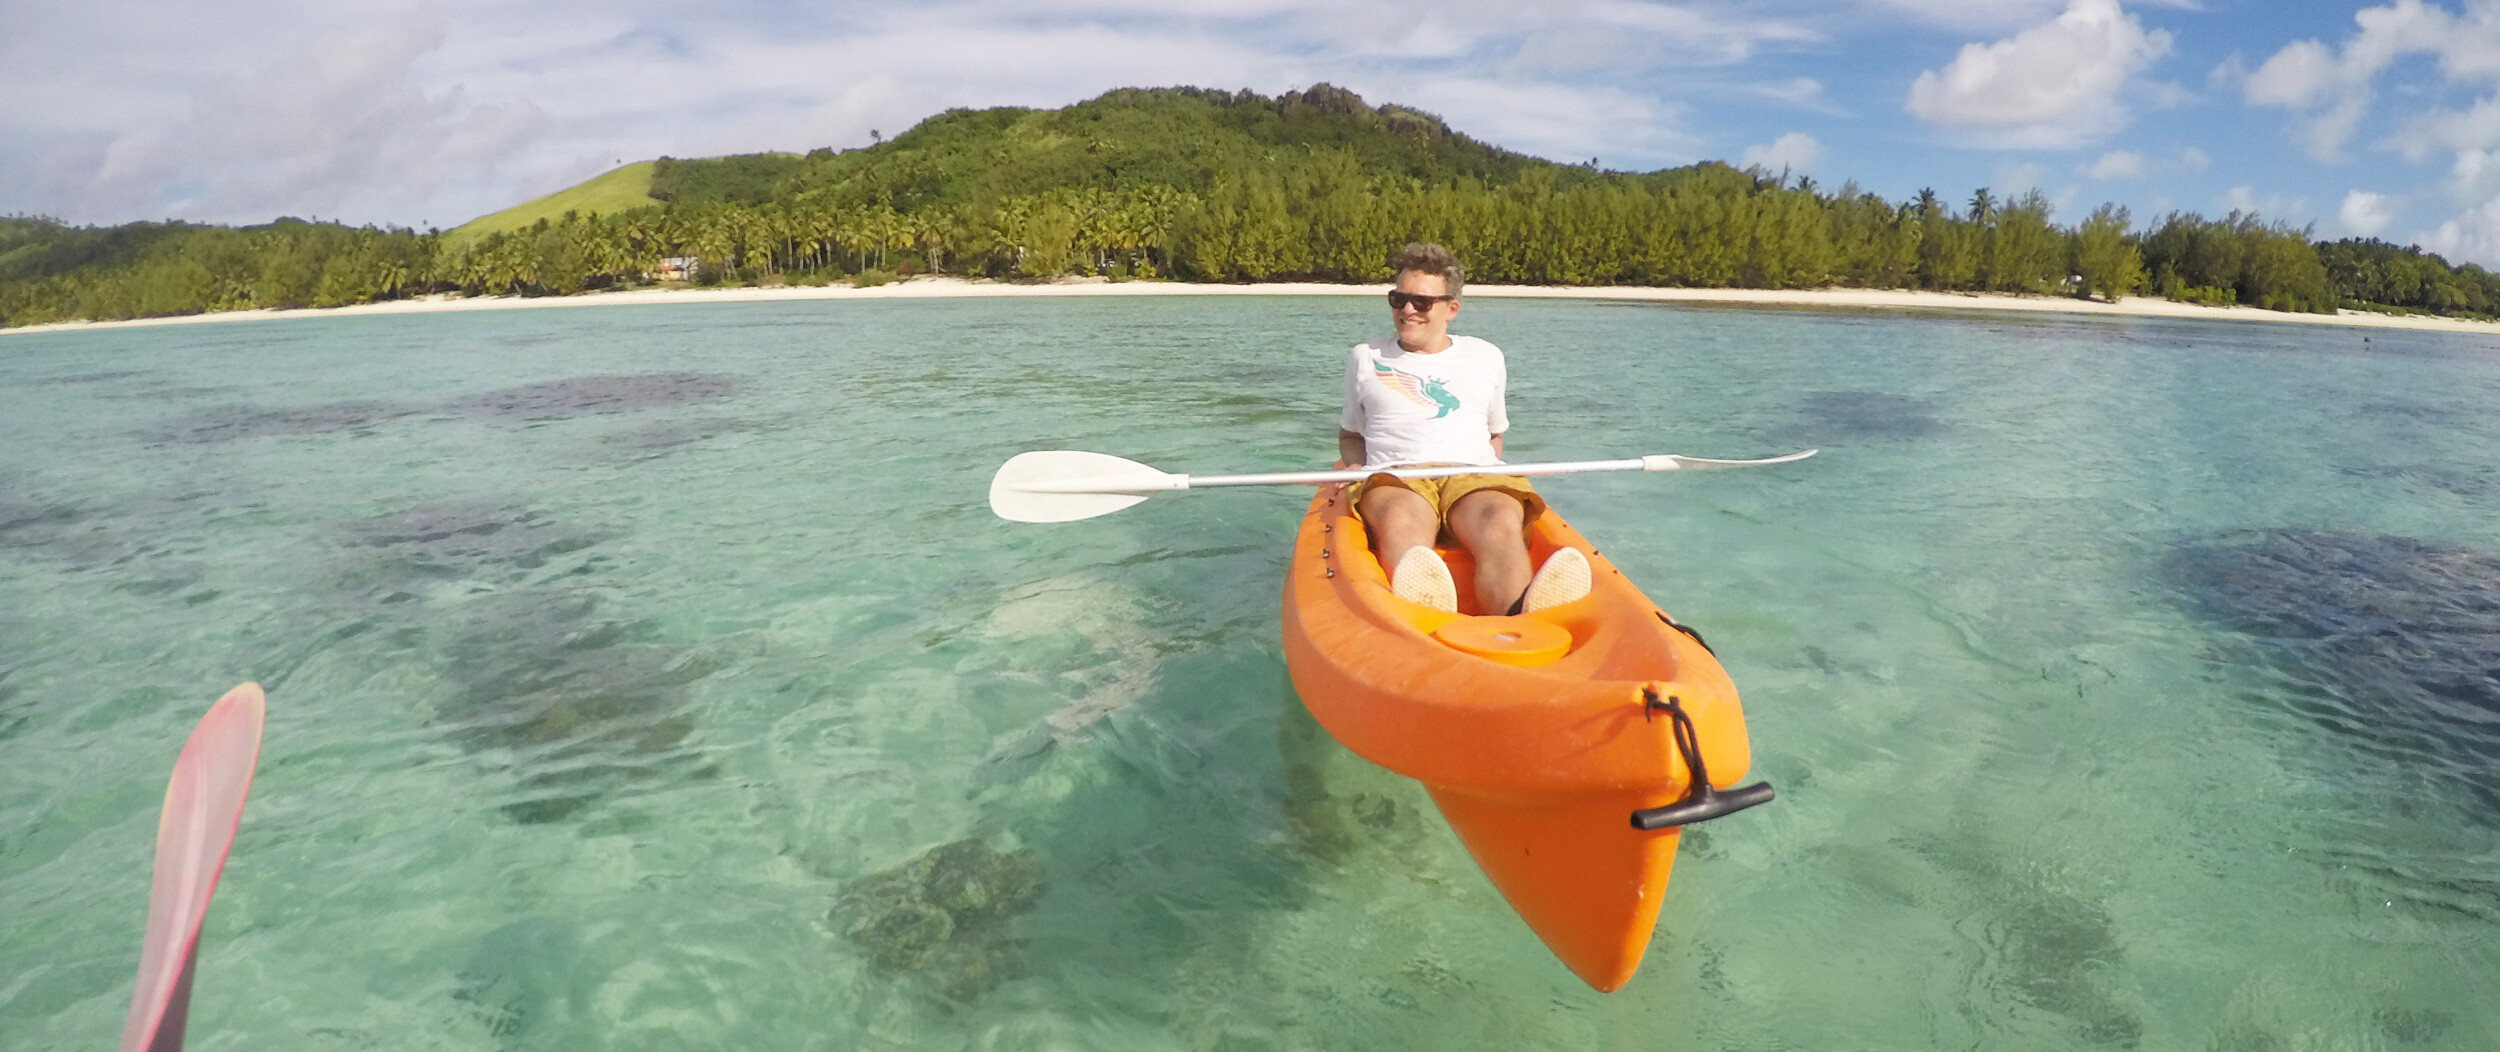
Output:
[146,371,740,444]
[336,499,603,602]
[837,838,1048,1002]
[2169,528,2500,813]
[451,373,739,422]
[331,501,708,823]
[154,400,425,443]
[432,591,712,824]
[1797,390,1945,439]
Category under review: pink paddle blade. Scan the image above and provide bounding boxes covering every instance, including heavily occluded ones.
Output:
[120,683,266,1052]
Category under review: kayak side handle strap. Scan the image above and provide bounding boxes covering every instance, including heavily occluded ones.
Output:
[1655,611,1714,656]
[1631,689,1776,831]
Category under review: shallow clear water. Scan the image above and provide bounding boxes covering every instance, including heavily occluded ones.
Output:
[4,298,2498,1050]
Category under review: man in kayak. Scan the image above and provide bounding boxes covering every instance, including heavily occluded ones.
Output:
[1335,242,1590,615]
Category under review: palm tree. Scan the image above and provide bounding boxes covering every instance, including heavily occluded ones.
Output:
[797,207,832,274]
[1969,188,1995,226]
[591,224,634,284]
[831,207,872,272]
[732,207,774,274]
[688,209,735,279]
[376,258,409,299]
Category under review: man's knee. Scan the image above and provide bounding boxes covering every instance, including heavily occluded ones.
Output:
[1359,486,1441,553]
[1360,485,1431,524]
[1448,490,1524,538]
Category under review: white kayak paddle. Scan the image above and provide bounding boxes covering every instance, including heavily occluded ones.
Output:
[989,448,1816,523]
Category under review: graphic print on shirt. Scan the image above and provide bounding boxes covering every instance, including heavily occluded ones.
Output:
[1372,361,1462,419]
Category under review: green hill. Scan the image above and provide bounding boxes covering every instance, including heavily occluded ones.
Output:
[5,84,2494,327]
[642,84,1555,212]
[444,161,660,247]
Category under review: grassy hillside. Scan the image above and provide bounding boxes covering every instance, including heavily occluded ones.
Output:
[444,161,659,247]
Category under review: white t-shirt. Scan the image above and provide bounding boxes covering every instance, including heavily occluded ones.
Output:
[1339,335,1510,469]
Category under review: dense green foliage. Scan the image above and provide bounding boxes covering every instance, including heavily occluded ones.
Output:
[4,85,2493,327]
[2316,237,2500,316]
[0,216,195,285]
[643,85,1552,213]
[2138,212,2338,314]
[1,219,432,324]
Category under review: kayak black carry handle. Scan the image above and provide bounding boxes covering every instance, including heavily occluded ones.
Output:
[1630,689,1776,831]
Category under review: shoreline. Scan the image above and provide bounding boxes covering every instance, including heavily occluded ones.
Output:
[8,276,2500,338]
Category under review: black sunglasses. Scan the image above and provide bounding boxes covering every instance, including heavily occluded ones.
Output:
[1388,291,1455,312]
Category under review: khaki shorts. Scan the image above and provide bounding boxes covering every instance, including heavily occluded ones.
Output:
[1347,469,1545,540]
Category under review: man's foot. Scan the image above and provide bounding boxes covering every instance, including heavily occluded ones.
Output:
[1389,546,1459,613]
[1521,547,1592,612]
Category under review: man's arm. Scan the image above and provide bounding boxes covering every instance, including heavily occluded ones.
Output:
[1336,429,1366,470]
[1491,433,1504,460]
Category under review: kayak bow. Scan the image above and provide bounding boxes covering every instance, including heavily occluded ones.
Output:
[1280,487,1770,991]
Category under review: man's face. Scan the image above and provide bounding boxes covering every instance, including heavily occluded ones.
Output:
[1390,270,1459,349]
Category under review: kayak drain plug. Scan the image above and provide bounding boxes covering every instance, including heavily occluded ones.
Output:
[1631,688,1775,831]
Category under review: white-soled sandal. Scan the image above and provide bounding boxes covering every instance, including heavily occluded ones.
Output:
[1521,547,1592,612]
[1389,546,1459,613]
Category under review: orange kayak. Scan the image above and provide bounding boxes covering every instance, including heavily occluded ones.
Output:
[1279,484,1769,992]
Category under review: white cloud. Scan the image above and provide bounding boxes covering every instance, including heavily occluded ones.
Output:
[0,0,1816,227]
[1902,0,2174,148]
[2393,93,2500,162]
[2245,38,2342,108]
[41,17,548,224]
[2339,189,2399,235]
[2241,0,2500,161]
[2083,143,2213,180]
[2222,185,2308,219]
[2145,80,2195,108]
[2415,193,2500,264]
[2457,147,2500,199]
[1740,132,1822,174]
[1505,1,1817,73]
[1991,160,2053,195]
[1752,77,1840,112]
[1859,0,2074,31]
[1400,75,1698,169]
[1856,0,2198,32]
[2089,149,2147,178]
[2207,52,2249,91]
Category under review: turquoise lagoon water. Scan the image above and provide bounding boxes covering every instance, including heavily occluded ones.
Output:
[3,297,2497,1050]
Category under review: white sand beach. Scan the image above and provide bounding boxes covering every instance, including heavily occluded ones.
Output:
[8,276,2500,339]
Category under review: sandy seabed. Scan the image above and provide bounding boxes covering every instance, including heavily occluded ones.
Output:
[8,276,2500,339]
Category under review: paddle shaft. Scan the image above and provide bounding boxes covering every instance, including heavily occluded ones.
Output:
[1012,457,1661,495]
[145,951,195,1052]
[988,448,1814,522]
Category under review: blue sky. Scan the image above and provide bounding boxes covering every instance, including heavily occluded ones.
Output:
[5,0,2499,266]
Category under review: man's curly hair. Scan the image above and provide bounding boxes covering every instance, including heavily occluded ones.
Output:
[1388,242,1464,297]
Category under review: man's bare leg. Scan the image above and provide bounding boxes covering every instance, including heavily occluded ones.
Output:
[1449,490,1530,614]
[1357,485,1441,564]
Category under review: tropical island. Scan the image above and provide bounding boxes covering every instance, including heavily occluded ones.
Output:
[3,84,2497,333]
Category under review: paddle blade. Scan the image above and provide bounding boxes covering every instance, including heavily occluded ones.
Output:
[989,450,1180,522]
[122,683,266,1052]
[1640,449,1817,472]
